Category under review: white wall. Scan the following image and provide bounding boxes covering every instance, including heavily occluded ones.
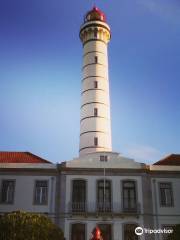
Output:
[151,177,180,230]
[0,174,56,214]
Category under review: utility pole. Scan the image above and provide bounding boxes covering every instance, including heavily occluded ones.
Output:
[100,155,108,211]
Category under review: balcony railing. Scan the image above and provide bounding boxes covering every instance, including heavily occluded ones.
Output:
[68,202,141,215]
[122,204,140,213]
[97,202,112,212]
[71,202,86,212]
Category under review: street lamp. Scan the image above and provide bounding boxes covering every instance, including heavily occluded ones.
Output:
[100,155,108,211]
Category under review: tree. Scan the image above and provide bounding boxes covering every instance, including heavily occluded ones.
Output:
[0,211,64,240]
[167,225,180,240]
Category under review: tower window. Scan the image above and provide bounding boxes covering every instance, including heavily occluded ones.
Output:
[94,29,98,38]
[94,137,98,146]
[94,81,98,88]
[95,56,98,63]
[94,108,98,117]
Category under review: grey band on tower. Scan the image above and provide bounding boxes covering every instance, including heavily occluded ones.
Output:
[79,7,112,156]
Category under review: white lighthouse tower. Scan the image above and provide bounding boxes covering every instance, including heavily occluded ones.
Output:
[79,7,112,156]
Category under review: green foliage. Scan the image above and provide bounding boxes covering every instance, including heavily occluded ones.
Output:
[0,211,64,240]
[167,224,180,240]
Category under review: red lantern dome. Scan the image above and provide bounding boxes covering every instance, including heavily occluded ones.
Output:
[85,6,106,22]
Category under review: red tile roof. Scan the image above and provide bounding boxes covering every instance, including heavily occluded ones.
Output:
[0,152,52,164]
[154,154,180,166]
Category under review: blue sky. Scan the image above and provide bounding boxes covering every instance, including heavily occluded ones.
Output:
[0,0,179,163]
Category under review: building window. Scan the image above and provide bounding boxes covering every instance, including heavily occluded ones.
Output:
[71,223,85,240]
[94,108,98,117]
[34,180,48,205]
[72,180,86,212]
[124,224,139,240]
[95,56,98,63]
[1,180,15,204]
[97,180,111,212]
[159,182,173,207]
[94,81,98,88]
[98,224,112,240]
[100,155,108,162]
[122,181,137,211]
[94,137,98,146]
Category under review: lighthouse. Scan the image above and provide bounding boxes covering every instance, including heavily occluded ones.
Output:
[79,7,112,156]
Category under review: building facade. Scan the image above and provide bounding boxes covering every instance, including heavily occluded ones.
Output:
[0,152,57,222]
[0,6,180,240]
[1,152,180,240]
[59,153,180,240]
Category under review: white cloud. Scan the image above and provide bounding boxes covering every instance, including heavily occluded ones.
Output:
[124,144,163,163]
[136,0,180,24]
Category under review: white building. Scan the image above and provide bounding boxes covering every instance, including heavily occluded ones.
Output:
[0,152,57,222]
[0,6,180,240]
[59,152,180,240]
[1,152,180,240]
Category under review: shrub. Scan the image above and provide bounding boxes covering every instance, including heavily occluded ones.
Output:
[0,211,64,240]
